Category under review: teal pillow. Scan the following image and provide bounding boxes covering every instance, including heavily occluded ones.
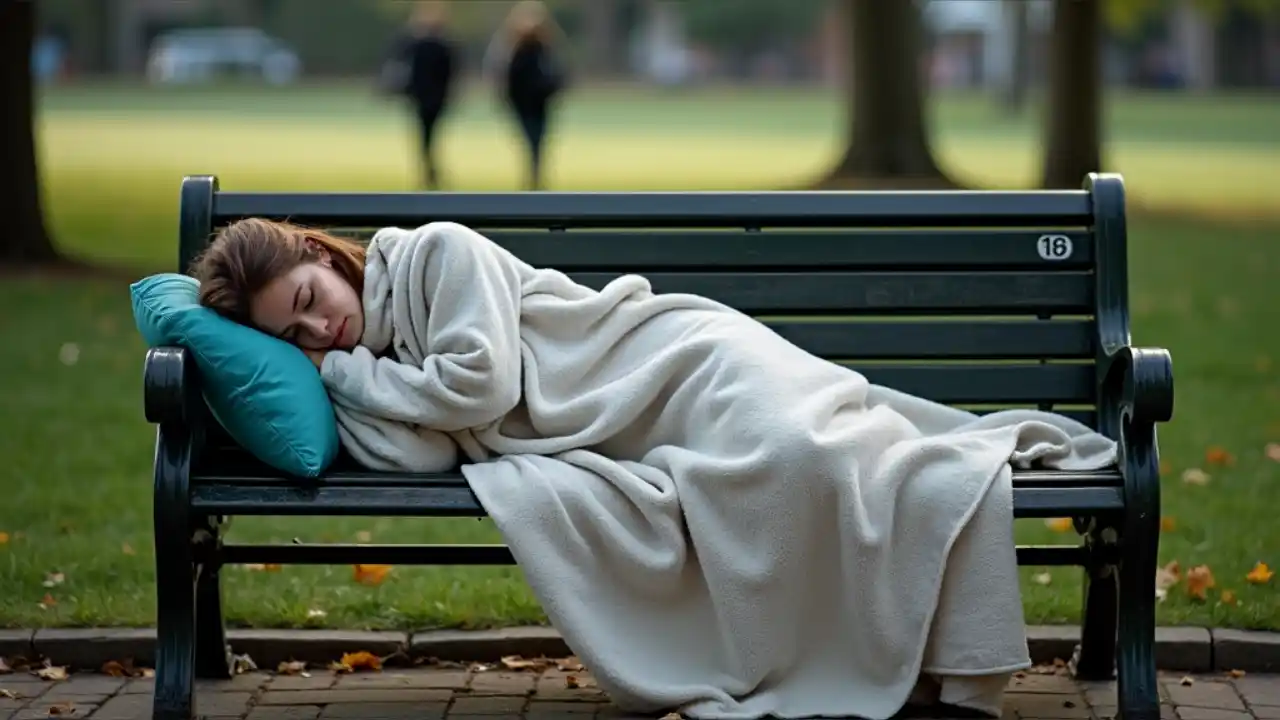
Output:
[130,273,340,478]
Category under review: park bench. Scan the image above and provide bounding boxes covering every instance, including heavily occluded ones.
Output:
[143,172,1173,720]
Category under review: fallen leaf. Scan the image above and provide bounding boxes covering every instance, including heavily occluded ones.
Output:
[0,657,11,674]
[121,543,136,556]
[353,564,392,586]
[46,700,76,715]
[244,564,281,572]
[1160,517,1177,532]
[39,594,57,610]
[1155,560,1181,602]
[355,530,373,543]
[1187,565,1216,601]
[42,572,65,588]
[1181,468,1211,486]
[1220,590,1238,606]
[660,714,684,720]
[1266,443,1280,463]
[277,660,308,676]
[58,342,80,366]
[1229,669,1246,678]
[1033,572,1052,586]
[468,662,493,673]
[0,688,18,699]
[1044,517,1073,533]
[1246,562,1274,585]
[1180,676,1195,686]
[306,608,327,619]
[0,532,8,545]
[1205,446,1235,466]
[231,654,257,675]
[556,656,585,672]
[1159,460,1172,476]
[34,664,68,682]
[565,674,580,689]
[328,661,352,674]
[500,655,550,672]
[339,651,382,672]
[140,668,155,678]
[100,661,127,678]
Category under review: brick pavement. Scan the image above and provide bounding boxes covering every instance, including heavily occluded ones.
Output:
[1,663,1278,720]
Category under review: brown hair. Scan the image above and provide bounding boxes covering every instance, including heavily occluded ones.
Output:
[190,218,367,325]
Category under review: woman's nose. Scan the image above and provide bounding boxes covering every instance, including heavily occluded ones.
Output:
[301,315,331,343]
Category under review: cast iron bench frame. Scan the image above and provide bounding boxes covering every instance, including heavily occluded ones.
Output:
[144,172,1173,720]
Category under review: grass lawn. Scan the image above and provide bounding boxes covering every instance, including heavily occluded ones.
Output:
[0,83,1277,632]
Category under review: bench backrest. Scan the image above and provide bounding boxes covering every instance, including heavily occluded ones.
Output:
[179,174,1132,434]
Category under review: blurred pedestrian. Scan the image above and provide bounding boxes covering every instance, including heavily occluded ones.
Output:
[483,1,569,190]
[382,1,457,190]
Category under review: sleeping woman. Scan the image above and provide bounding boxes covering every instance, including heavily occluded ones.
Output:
[191,218,1117,720]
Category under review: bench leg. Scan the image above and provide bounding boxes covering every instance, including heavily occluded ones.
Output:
[1074,523,1118,681]
[153,429,197,720]
[194,520,233,679]
[1115,440,1161,720]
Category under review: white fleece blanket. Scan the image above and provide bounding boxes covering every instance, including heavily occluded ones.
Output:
[320,222,1119,719]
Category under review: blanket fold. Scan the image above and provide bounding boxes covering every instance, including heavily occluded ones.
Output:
[321,221,1119,719]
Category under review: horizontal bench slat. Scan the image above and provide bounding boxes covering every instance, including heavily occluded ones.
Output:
[190,481,1123,517]
[564,271,1095,314]
[215,543,1099,567]
[852,364,1095,403]
[212,190,1094,229]
[474,231,1095,270]
[767,320,1095,359]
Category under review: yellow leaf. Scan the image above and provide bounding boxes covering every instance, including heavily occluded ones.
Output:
[353,564,392,586]
[121,543,136,556]
[1229,669,1247,679]
[1220,590,1238,606]
[0,532,8,545]
[339,651,383,672]
[1160,517,1177,532]
[100,661,127,678]
[1265,443,1280,463]
[1159,460,1172,476]
[1181,468,1211,486]
[1246,562,1274,585]
[1187,565,1216,601]
[245,564,282,572]
[1044,517,1073,533]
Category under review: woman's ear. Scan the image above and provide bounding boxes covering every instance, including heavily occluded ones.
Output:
[307,239,332,267]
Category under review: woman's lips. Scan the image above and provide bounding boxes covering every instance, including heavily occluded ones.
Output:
[333,318,348,349]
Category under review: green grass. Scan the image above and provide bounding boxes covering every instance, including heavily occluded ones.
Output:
[1,83,1277,632]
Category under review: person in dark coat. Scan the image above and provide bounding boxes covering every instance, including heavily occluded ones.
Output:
[386,2,457,190]
[484,1,568,191]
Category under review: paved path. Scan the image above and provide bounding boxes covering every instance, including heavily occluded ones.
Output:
[2,664,1278,719]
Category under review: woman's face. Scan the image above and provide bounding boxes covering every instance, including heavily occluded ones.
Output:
[250,252,364,351]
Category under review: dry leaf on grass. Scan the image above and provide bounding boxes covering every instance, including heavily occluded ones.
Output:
[306,608,327,619]
[1181,468,1211,486]
[1266,443,1280,463]
[1159,460,1172,476]
[38,594,57,610]
[277,660,309,677]
[1187,565,1216,601]
[1155,560,1181,601]
[355,530,373,543]
[1044,518,1073,533]
[42,572,64,588]
[1220,590,1238,606]
[1205,446,1236,466]
[121,543,136,556]
[338,651,383,672]
[1033,572,1052,586]
[244,564,282,572]
[353,564,392,586]
[1246,562,1274,585]
[0,532,9,546]
[1161,517,1177,532]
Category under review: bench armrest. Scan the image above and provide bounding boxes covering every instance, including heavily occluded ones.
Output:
[1105,346,1174,427]
[144,346,201,428]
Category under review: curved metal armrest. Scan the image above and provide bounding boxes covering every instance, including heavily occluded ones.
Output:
[143,346,201,427]
[1109,346,1174,426]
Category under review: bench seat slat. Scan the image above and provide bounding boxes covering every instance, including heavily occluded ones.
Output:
[190,479,1123,517]
[564,271,1095,314]
[474,231,1095,270]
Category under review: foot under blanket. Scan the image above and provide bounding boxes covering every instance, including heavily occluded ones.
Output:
[319,222,1120,719]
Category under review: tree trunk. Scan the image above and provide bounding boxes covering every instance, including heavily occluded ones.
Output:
[1000,0,1031,113]
[1041,0,1103,189]
[583,0,621,78]
[0,0,59,266]
[814,0,955,189]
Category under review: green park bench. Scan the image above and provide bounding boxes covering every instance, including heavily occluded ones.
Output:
[142,172,1173,720]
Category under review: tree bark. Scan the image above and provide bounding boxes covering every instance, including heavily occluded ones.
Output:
[583,0,621,78]
[814,0,955,189]
[1000,0,1031,113]
[0,0,59,266]
[1041,0,1103,189]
